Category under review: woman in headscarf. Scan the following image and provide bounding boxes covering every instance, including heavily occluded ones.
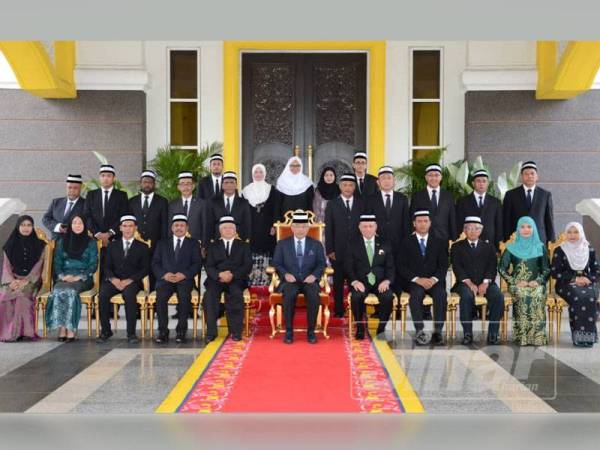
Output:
[242,164,279,286]
[45,215,98,341]
[312,166,339,223]
[0,215,46,342]
[551,222,599,347]
[499,216,551,346]
[275,156,314,221]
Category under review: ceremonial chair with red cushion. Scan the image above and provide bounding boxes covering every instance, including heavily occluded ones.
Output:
[265,210,334,338]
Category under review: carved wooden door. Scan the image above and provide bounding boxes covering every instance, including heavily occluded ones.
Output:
[241,53,367,185]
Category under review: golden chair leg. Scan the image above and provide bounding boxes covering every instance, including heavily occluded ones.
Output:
[276,305,282,332]
[269,305,276,338]
[42,304,47,338]
[400,305,406,337]
[244,304,250,338]
[348,308,353,340]
[547,305,554,343]
[316,305,322,331]
[35,302,40,336]
[140,305,145,339]
[445,307,450,341]
[502,307,509,342]
[113,304,118,331]
[556,308,562,343]
[95,301,100,338]
[87,305,92,338]
[323,305,330,339]
[453,306,458,339]
[481,305,487,337]
[192,306,198,339]
[391,300,397,343]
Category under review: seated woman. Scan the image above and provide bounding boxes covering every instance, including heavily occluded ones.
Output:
[499,216,550,346]
[551,222,599,347]
[45,215,98,342]
[0,215,46,342]
[275,156,314,221]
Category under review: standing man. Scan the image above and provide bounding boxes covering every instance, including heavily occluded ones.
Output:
[203,216,252,342]
[168,172,206,245]
[129,170,169,289]
[43,174,86,240]
[325,173,365,317]
[152,214,202,343]
[396,210,449,346]
[456,169,503,251]
[352,152,379,199]
[345,215,395,340]
[367,166,411,254]
[451,216,504,345]
[410,164,457,243]
[96,215,150,344]
[503,161,555,244]
[205,171,251,244]
[196,153,224,200]
[272,210,326,344]
[84,164,130,248]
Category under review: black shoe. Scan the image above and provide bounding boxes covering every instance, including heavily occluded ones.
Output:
[171,313,178,319]
[155,334,168,344]
[487,335,500,345]
[307,331,317,344]
[175,334,186,344]
[415,330,430,346]
[57,336,67,342]
[462,333,473,346]
[431,332,445,346]
[66,337,76,343]
[96,332,113,343]
[231,334,242,342]
[205,335,216,343]
[355,325,365,340]
[284,330,293,344]
[127,335,139,344]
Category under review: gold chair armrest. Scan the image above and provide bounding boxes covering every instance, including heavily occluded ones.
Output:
[319,267,334,294]
[266,266,279,293]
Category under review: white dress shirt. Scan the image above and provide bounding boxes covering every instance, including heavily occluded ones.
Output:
[340,195,354,210]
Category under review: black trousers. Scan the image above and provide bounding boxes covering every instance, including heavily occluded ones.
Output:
[281,281,320,332]
[406,282,447,332]
[350,283,393,330]
[331,258,348,316]
[455,282,504,336]
[99,280,141,336]
[204,279,244,339]
[156,281,194,336]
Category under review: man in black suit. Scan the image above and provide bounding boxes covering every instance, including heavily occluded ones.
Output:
[129,170,169,290]
[450,216,504,345]
[42,174,86,240]
[205,171,251,244]
[367,165,410,254]
[96,215,150,344]
[409,164,457,243]
[152,214,202,343]
[352,151,379,199]
[84,164,130,248]
[456,169,503,251]
[168,172,206,245]
[204,216,252,342]
[273,210,326,344]
[345,215,395,340]
[196,153,224,200]
[397,210,448,346]
[502,160,555,244]
[325,173,365,317]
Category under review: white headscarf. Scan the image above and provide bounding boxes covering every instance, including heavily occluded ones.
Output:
[242,163,272,207]
[560,222,590,270]
[276,156,313,196]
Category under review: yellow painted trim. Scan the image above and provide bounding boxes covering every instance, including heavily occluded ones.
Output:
[155,335,226,413]
[537,41,600,100]
[223,41,386,176]
[373,339,425,413]
[0,41,76,98]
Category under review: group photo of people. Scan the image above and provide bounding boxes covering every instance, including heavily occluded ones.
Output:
[1,151,598,349]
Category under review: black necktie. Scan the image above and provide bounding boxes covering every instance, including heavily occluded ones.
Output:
[103,190,109,218]
[174,238,182,260]
[526,189,533,209]
[183,199,189,216]
[385,194,391,218]
[470,241,477,250]
[124,240,131,258]
[478,195,483,209]
[65,200,74,220]
[225,240,230,256]
[226,197,231,214]
[142,195,150,215]
[359,178,364,194]
[345,199,351,214]
[431,190,438,213]
[215,179,220,195]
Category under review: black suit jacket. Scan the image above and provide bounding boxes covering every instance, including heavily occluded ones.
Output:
[129,193,169,246]
[410,188,457,242]
[84,188,130,237]
[168,197,206,244]
[345,236,395,286]
[103,238,150,283]
[196,175,221,200]
[502,185,555,243]
[397,234,449,285]
[272,236,326,282]
[450,239,497,286]
[42,196,86,239]
[456,192,503,250]
[152,236,202,287]
[205,194,251,244]
[366,191,410,252]
[204,238,252,285]
[324,196,365,258]
[355,173,379,199]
